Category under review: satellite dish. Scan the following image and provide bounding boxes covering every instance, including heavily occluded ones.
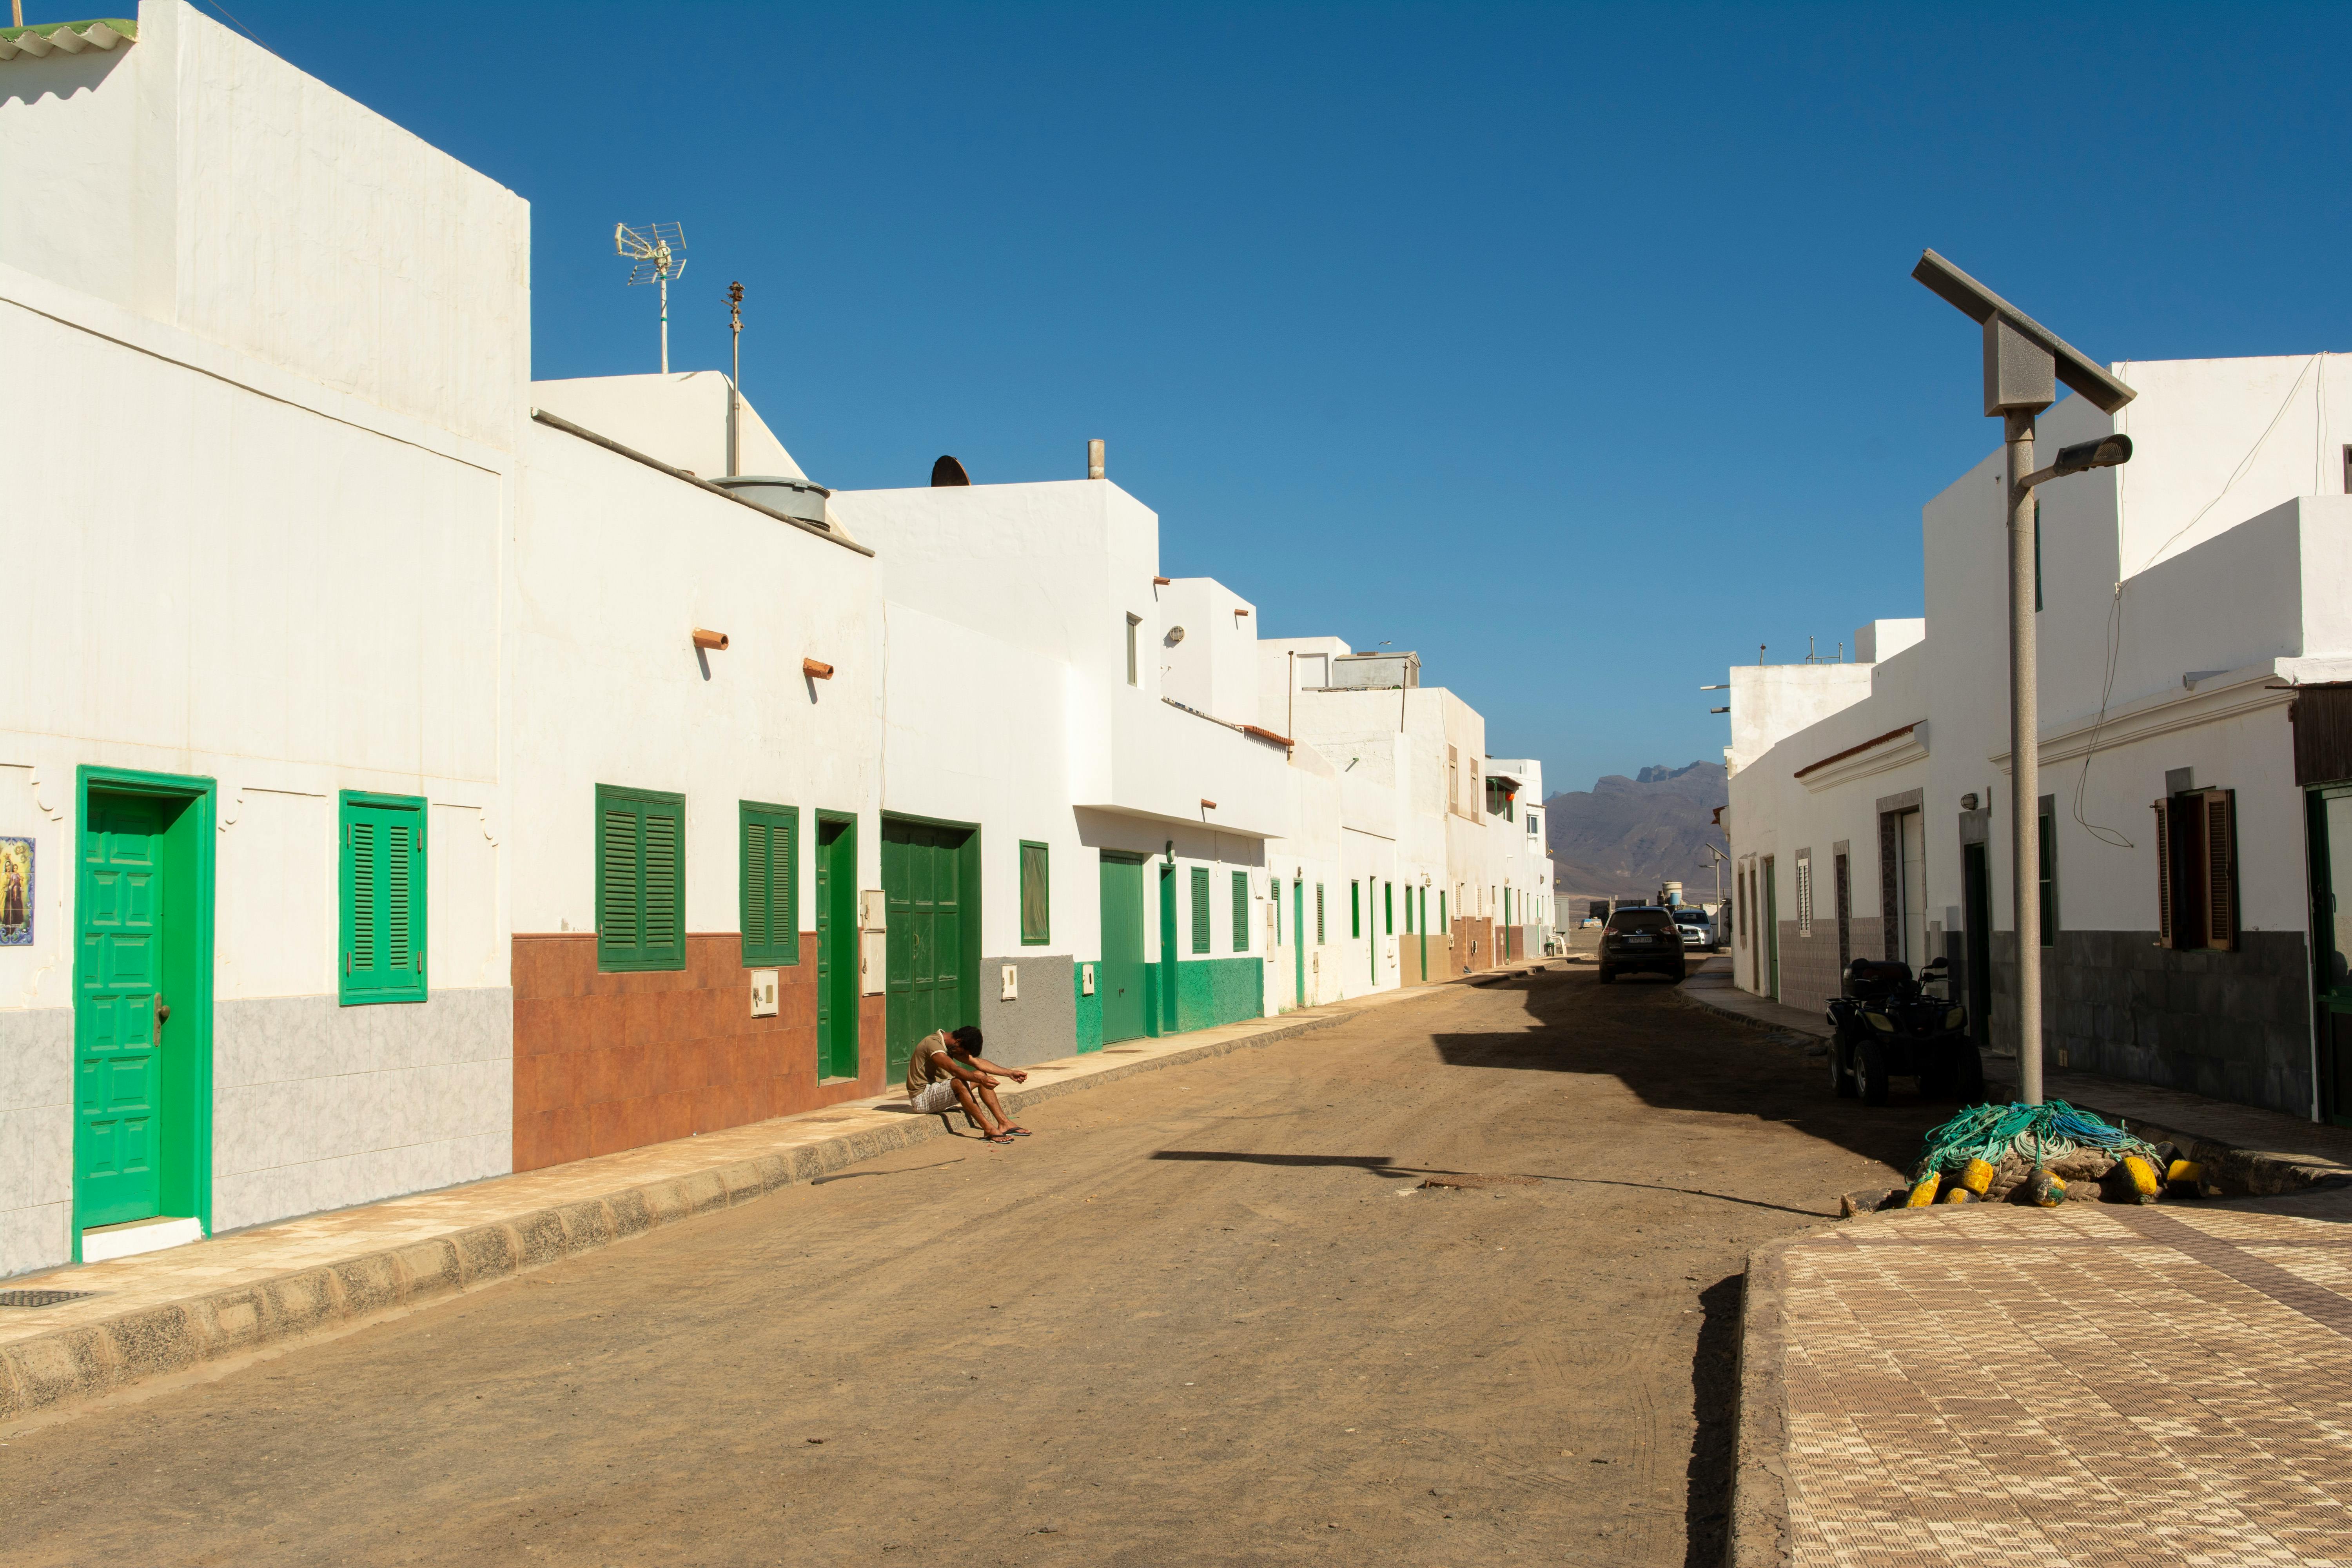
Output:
[931,455,971,487]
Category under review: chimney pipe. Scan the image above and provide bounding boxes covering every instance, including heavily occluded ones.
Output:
[1087,438,1105,480]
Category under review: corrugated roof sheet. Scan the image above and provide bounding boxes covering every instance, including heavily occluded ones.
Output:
[0,18,136,60]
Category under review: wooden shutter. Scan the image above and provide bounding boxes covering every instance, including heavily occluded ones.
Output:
[1020,842,1051,945]
[740,803,798,967]
[2204,789,2238,952]
[1231,870,1249,953]
[1384,881,1394,935]
[2152,798,2174,949]
[1317,884,1326,944]
[1191,866,1211,954]
[341,793,427,1005]
[1350,880,1361,939]
[598,786,687,972]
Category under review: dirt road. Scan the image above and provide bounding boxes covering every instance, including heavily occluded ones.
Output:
[3,964,1949,1566]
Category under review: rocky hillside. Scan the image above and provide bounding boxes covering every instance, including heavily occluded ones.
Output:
[1543,761,1729,907]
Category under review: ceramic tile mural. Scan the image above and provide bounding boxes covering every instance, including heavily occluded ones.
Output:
[0,837,30,946]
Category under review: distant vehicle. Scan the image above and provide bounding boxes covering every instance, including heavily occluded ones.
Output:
[1597,906,1685,983]
[1672,908,1714,951]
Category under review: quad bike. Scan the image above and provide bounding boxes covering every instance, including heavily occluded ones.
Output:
[1826,956,1985,1107]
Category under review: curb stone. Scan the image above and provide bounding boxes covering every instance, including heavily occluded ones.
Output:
[1727,1236,1802,1568]
[0,993,1459,1426]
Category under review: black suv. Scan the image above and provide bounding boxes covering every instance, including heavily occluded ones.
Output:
[1598,906,1686,983]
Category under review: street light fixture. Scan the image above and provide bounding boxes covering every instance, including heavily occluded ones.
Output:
[1911,249,2136,1108]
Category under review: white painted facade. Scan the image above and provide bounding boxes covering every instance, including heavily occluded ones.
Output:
[1726,354,2352,1119]
[0,2,521,1275]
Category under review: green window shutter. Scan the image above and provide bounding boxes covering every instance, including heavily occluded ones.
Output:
[340,792,427,1005]
[1316,884,1326,944]
[1384,881,1394,935]
[1440,890,1447,931]
[1190,866,1210,954]
[598,785,687,972]
[1231,870,1249,953]
[1350,881,1361,938]
[1020,841,1051,945]
[740,802,799,967]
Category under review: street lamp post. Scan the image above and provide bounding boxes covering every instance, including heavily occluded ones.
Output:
[1912,250,2136,1105]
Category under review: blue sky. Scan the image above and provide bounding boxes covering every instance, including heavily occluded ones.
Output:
[209,1,2349,796]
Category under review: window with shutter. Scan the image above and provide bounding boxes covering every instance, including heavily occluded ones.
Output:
[1350,880,1361,939]
[2204,789,2238,952]
[1384,881,1393,935]
[1316,884,1326,944]
[1020,841,1051,945]
[597,785,687,972]
[740,802,799,967]
[1190,866,1210,953]
[2152,797,2176,948]
[340,792,428,1005]
[1231,870,1250,953]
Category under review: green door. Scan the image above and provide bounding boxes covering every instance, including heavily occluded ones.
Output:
[1763,857,1781,1002]
[815,815,857,1081]
[1099,856,1147,1044]
[2307,788,2352,1127]
[884,820,971,1082]
[1157,861,1178,1035]
[1292,880,1306,1006]
[77,795,167,1228]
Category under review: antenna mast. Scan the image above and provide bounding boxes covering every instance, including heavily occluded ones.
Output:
[614,222,688,373]
[727,281,744,478]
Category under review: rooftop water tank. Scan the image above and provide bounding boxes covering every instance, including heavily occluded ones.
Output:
[711,474,831,529]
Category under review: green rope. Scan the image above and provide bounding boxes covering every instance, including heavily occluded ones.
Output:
[1912,1100,2159,1182]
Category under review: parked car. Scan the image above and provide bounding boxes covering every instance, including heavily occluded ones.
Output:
[1825,957,1985,1105]
[1672,908,1713,951]
[1598,906,1686,982]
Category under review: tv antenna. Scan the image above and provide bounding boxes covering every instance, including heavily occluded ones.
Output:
[614,222,687,372]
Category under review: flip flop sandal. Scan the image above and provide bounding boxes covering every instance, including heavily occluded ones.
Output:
[1003,1127,1033,1137]
[984,1132,1017,1145]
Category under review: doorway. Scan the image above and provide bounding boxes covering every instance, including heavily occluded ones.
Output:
[2305,787,2352,1126]
[1292,880,1306,1007]
[74,768,216,1258]
[1898,810,1928,970]
[814,813,858,1081]
[1963,841,1994,1052]
[882,817,976,1083]
[1099,854,1147,1044]
[1761,857,1780,1001]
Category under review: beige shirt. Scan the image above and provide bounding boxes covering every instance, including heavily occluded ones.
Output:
[905,1029,956,1097]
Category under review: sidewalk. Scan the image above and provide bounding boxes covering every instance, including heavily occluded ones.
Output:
[1677,956,2352,1196]
[0,961,1555,1425]
[1733,1190,2352,1568]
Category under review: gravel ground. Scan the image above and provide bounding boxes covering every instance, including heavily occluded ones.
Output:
[2,963,1953,1566]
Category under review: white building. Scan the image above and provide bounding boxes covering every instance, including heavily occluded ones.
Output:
[1726,352,2352,1123]
[0,4,521,1272]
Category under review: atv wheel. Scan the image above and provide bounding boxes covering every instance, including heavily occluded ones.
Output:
[1830,1037,1857,1098]
[1953,1045,1987,1103]
[1859,1041,1891,1106]
[1597,966,1615,984]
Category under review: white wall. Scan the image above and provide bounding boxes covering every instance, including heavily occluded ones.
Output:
[531,372,807,484]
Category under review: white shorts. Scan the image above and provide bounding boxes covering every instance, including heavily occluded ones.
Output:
[909,1079,963,1116]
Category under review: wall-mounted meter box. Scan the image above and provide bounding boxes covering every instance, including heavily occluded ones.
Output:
[1081,963,1096,996]
[1000,964,1019,1002]
[858,890,887,929]
[750,971,779,1017]
[860,930,888,995]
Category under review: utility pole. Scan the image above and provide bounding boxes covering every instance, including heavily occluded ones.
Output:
[1913,251,2135,1105]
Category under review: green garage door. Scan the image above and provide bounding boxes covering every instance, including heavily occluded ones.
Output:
[883,819,974,1082]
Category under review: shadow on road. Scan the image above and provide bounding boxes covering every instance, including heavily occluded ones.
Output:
[1429,965,1946,1172]
[1148,1150,1836,1217]
[1684,1274,1743,1568]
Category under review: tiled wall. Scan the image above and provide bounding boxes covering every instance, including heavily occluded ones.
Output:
[512,934,887,1173]
[1452,918,1497,974]
[1773,915,1885,1015]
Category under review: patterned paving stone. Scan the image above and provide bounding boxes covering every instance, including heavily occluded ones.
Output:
[1775,1201,2352,1568]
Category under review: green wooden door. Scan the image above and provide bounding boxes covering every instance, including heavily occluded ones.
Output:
[1099,856,1147,1044]
[885,820,969,1080]
[815,816,857,1080]
[76,795,167,1228]
[2307,788,2352,1126]
[1157,862,1178,1034]
[1292,880,1305,1006]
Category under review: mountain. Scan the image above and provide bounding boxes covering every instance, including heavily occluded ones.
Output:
[1543,761,1729,909]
